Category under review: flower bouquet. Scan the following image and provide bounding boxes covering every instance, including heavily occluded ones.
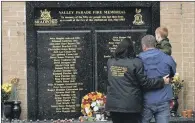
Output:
[80,92,106,121]
[1,83,12,102]
[170,73,184,117]
[171,73,184,97]
[1,77,20,102]
[1,77,21,119]
[1,83,12,118]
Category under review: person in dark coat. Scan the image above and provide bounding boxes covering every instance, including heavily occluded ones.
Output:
[105,38,170,123]
[155,27,172,55]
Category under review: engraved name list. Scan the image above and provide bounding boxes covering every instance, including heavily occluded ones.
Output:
[48,36,84,113]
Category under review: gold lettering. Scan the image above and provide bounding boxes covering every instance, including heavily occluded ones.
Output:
[110,66,128,77]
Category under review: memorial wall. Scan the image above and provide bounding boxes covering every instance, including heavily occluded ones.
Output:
[26,2,160,120]
[36,31,92,119]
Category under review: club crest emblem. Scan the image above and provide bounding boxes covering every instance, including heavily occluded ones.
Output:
[40,9,52,21]
[133,8,144,25]
[34,9,57,26]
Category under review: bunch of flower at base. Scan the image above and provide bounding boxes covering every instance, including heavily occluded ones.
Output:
[1,77,20,102]
[2,83,12,93]
[81,92,106,117]
[171,73,184,97]
[1,83,12,102]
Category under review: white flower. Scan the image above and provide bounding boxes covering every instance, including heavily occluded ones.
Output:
[85,107,90,114]
[96,100,100,105]
[91,102,97,107]
[99,100,103,104]
[93,106,99,112]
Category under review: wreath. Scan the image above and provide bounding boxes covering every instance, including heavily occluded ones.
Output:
[81,92,106,117]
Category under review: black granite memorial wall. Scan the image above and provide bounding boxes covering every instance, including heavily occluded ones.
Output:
[26,1,160,120]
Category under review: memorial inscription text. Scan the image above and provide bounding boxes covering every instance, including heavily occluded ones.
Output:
[47,36,84,113]
[59,10,126,22]
[37,31,92,119]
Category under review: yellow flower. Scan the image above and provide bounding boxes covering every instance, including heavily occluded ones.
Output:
[81,110,86,115]
[8,88,12,92]
[92,96,96,101]
[2,83,12,93]
[87,112,92,117]
[97,92,102,99]
[84,95,89,100]
[2,84,7,89]
[2,86,5,90]
[5,89,10,93]
[81,104,84,108]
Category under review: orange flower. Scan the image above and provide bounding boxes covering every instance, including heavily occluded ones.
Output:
[88,94,93,99]
[81,92,106,116]
[84,104,90,108]
[87,112,92,117]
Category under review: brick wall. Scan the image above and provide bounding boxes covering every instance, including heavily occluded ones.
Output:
[2,2,27,119]
[181,2,195,111]
[160,2,195,112]
[1,1,195,119]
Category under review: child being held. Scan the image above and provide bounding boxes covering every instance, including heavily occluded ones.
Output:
[155,27,172,55]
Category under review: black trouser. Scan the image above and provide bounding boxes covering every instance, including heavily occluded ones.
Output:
[111,112,140,123]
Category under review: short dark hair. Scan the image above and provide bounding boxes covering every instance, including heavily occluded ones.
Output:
[114,38,136,60]
[141,35,156,48]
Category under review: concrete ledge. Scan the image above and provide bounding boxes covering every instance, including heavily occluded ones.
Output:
[2,117,195,123]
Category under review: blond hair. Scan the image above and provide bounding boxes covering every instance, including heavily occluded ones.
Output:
[155,27,168,39]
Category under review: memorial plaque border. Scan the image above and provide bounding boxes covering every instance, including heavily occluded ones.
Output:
[26,1,160,120]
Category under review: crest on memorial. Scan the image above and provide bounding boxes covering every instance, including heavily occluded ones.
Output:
[133,8,144,25]
[40,9,52,21]
[34,9,58,26]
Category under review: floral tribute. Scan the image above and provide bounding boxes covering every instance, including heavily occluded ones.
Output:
[171,73,184,97]
[1,83,12,102]
[1,77,20,102]
[80,92,106,121]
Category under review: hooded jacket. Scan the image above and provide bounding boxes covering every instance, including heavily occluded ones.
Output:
[139,49,176,104]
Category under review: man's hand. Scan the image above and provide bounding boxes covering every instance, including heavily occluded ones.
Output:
[163,74,170,84]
